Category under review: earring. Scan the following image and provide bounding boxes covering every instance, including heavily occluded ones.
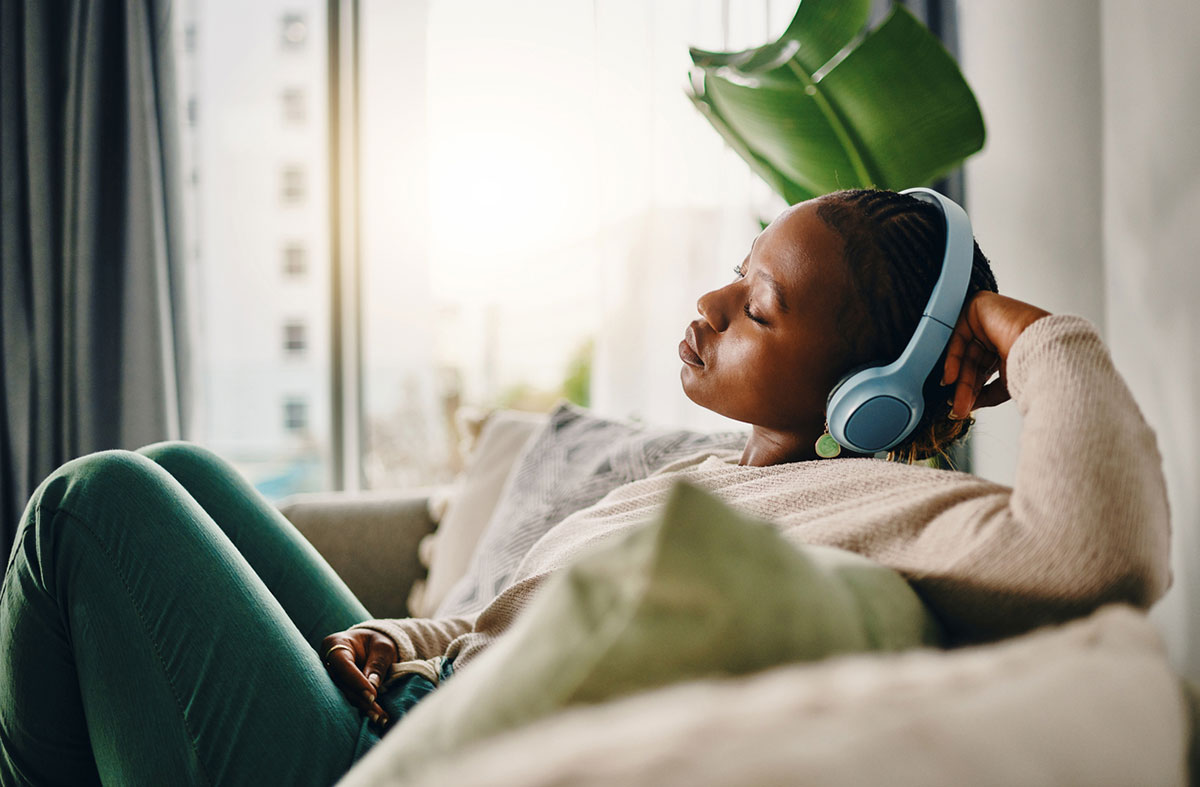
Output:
[815,426,841,458]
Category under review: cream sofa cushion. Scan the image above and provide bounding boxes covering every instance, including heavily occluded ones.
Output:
[342,605,1187,786]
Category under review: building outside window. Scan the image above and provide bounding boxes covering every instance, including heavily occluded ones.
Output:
[283,321,307,355]
[178,0,331,501]
[281,165,305,203]
[283,243,307,277]
[281,13,307,49]
[284,397,308,431]
[282,87,306,124]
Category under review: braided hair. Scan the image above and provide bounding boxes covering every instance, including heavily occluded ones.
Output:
[815,189,999,464]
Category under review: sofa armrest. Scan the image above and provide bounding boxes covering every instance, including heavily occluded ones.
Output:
[278,489,439,619]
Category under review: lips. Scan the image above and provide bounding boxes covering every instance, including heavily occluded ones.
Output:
[679,323,704,368]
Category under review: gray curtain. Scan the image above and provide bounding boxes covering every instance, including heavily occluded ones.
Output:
[0,0,191,564]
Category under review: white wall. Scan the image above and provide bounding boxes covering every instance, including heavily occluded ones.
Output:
[961,0,1200,678]
[958,1,1104,486]
[1100,0,1200,680]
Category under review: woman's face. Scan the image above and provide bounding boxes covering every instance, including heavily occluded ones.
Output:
[680,199,858,433]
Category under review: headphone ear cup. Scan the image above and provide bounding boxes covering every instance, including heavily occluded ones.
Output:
[826,363,881,448]
[827,364,920,454]
[826,363,882,408]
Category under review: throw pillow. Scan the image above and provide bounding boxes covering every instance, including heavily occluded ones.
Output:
[433,402,747,618]
[354,481,942,779]
[415,410,549,617]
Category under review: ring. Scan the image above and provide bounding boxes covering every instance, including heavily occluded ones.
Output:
[324,643,354,663]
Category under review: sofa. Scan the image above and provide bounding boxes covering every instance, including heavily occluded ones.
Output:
[280,404,1199,786]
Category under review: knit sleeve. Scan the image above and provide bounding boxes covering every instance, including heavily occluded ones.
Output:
[911,314,1171,641]
[350,616,475,662]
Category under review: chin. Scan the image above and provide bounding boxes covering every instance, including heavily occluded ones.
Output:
[679,366,702,406]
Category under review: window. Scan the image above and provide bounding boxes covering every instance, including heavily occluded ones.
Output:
[177,1,331,501]
[283,321,307,355]
[178,0,792,500]
[282,87,306,124]
[281,13,308,49]
[186,97,198,127]
[283,243,307,277]
[284,397,308,431]
[281,165,305,203]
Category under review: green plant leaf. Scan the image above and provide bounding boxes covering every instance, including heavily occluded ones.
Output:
[701,72,864,194]
[687,1,985,202]
[689,0,871,77]
[817,6,986,188]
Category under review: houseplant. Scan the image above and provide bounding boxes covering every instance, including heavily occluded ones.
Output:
[687,0,985,202]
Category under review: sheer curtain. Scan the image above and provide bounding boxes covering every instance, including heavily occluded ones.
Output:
[586,1,794,432]
[384,0,794,486]
[0,0,190,560]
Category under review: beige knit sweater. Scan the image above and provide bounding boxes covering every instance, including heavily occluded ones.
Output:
[354,315,1171,679]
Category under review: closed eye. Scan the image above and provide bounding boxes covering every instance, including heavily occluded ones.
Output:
[743,302,767,325]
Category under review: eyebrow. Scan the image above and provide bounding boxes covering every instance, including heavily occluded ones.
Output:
[753,269,790,313]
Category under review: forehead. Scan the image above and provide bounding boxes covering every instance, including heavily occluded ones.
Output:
[753,200,849,298]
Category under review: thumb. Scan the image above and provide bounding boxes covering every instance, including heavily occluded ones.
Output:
[363,634,396,689]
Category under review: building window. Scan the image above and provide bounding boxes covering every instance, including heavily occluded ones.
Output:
[187,96,198,127]
[283,397,308,431]
[281,165,305,203]
[281,13,307,49]
[283,243,307,277]
[184,24,197,54]
[282,87,306,125]
[283,321,307,355]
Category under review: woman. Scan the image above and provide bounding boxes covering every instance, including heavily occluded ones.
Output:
[0,190,1170,785]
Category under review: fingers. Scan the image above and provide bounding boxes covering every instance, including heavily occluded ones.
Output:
[941,291,1044,420]
[940,321,972,386]
[363,635,396,692]
[320,632,392,728]
[946,339,987,419]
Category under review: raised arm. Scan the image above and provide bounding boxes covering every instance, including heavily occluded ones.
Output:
[924,293,1171,639]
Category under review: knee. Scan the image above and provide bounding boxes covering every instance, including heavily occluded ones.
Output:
[12,451,182,598]
[35,450,172,516]
[137,441,225,479]
[16,451,172,559]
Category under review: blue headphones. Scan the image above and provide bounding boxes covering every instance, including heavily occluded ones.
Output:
[825,187,974,454]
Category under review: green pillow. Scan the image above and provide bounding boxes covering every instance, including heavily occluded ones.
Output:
[372,481,942,776]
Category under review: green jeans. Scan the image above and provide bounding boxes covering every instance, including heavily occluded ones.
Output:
[0,443,405,785]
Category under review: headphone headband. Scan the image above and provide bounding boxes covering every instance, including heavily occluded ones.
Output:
[824,188,975,454]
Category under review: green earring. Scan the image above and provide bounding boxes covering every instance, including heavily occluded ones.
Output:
[815,427,842,458]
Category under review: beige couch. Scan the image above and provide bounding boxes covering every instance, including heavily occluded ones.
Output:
[280,410,1199,786]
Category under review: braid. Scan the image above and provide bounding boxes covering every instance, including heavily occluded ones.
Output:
[815,189,999,464]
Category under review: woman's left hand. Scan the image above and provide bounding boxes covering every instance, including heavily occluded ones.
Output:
[320,628,397,728]
[942,292,1052,419]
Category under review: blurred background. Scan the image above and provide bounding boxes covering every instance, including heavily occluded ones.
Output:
[173,0,794,497]
[3,0,1198,678]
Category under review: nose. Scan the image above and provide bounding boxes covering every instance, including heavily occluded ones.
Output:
[696,285,731,332]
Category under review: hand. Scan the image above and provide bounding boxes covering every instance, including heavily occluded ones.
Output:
[941,292,1052,419]
[320,629,397,728]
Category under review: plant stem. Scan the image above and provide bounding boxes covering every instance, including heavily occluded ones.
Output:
[785,59,876,188]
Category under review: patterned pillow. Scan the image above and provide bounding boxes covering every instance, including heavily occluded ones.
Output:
[434,402,747,618]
